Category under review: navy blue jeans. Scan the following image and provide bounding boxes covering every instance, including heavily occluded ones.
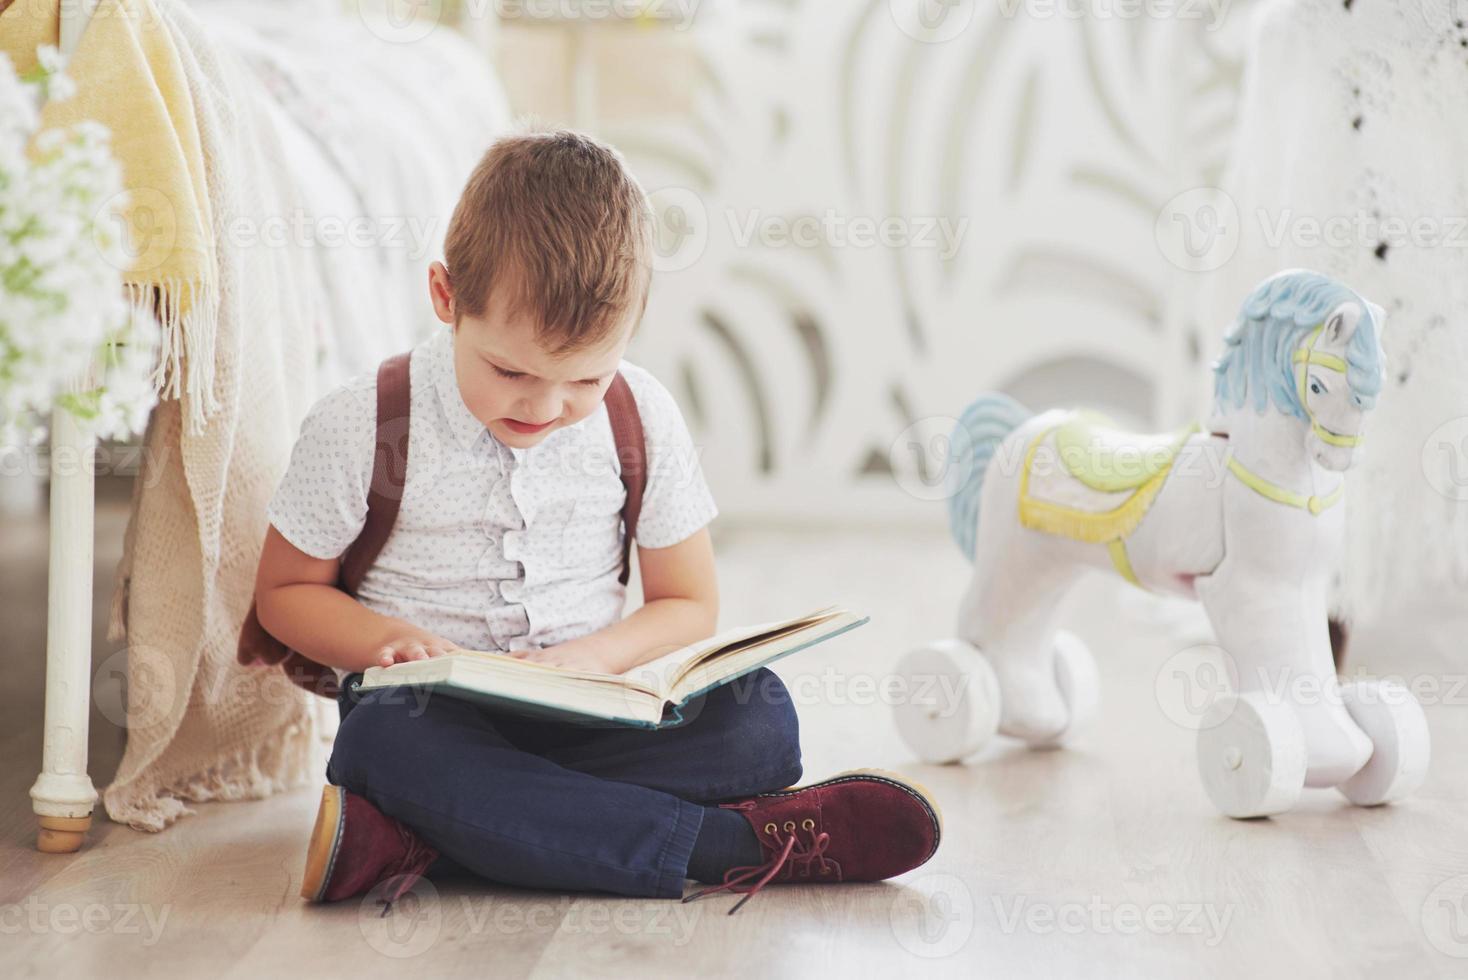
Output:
[325,668,802,899]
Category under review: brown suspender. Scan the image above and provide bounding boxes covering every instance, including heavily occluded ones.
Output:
[236,351,648,699]
[338,352,413,595]
[603,372,646,586]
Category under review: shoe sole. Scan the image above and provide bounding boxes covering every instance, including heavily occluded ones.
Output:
[300,784,346,902]
[757,767,944,866]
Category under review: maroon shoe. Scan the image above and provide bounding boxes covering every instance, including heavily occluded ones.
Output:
[684,769,943,914]
[300,784,438,913]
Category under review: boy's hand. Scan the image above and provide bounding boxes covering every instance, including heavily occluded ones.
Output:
[375,633,457,668]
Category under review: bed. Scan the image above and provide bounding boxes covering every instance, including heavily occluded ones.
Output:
[21,0,510,850]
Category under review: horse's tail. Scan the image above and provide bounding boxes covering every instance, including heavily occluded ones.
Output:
[948,393,1032,561]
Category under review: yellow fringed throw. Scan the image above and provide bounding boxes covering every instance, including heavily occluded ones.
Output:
[2,0,220,430]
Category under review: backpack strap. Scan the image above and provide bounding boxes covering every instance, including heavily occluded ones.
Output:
[604,371,646,586]
[339,351,413,595]
[339,357,645,590]
[242,354,645,697]
[237,351,411,700]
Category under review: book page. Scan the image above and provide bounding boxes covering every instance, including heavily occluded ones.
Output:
[357,606,861,725]
[619,607,842,698]
[445,648,662,696]
[426,607,842,703]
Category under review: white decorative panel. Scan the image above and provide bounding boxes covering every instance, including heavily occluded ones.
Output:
[614,0,1258,523]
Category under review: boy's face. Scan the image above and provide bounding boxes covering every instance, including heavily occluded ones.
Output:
[429,262,634,449]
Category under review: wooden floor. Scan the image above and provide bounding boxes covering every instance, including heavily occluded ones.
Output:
[4,491,1468,978]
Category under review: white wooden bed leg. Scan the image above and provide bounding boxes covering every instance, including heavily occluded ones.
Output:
[30,402,100,852]
[31,0,128,851]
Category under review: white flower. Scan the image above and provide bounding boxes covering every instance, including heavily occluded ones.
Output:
[34,45,66,76]
[0,46,156,446]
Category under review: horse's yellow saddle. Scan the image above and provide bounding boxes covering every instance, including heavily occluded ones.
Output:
[1018,411,1199,547]
[1052,411,1195,491]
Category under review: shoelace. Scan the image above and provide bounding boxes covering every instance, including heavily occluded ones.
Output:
[681,807,843,914]
[376,824,439,917]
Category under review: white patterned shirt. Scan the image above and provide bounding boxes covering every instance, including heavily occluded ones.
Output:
[267,327,718,656]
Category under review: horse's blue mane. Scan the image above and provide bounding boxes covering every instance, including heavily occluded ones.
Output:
[1213,270,1384,420]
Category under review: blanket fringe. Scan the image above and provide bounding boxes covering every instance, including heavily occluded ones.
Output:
[127,276,222,436]
[102,710,321,833]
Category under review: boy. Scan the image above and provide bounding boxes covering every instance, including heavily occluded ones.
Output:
[254,130,941,912]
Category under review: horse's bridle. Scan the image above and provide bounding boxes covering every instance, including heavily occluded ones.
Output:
[1292,322,1363,449]
[1208,320,1359,521]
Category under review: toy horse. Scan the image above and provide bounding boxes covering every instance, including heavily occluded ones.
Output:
[895,270,1430,818]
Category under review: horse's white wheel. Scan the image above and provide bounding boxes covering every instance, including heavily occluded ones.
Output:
[1024,630,1100,749]
[1196,693,1307,818]
[892,639,1000,764]
[1337,680,1430,807]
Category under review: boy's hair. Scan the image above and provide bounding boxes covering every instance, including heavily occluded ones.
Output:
[443,129,654,355]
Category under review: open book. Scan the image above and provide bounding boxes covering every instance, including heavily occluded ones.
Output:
[355,606,868,728]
